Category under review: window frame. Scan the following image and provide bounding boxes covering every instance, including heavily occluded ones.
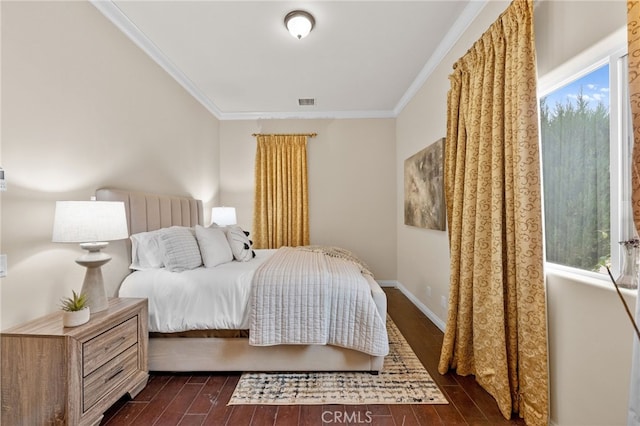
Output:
[537,27,629,280]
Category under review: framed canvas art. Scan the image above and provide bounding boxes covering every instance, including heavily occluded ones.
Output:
[404,138,446,231]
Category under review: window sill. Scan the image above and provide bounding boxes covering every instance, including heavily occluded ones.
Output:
[545,263,638,295]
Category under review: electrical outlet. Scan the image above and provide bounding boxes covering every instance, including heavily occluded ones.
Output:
[440,295,447,309]
[0,254,7,278]
[426,286,432,297]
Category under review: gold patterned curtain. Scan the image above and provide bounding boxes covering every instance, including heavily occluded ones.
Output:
[437,1,548,424]
[253,134,310,249]
[627,2,640,423]
[629,2,640,230]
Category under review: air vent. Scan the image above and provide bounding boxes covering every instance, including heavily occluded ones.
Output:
[298,98,315,106]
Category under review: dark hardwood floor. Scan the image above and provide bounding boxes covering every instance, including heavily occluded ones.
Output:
[102,288,526,425]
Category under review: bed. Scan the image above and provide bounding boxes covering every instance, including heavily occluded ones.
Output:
[95,188,388,373]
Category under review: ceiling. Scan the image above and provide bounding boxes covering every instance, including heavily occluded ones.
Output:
[92,1,488,120]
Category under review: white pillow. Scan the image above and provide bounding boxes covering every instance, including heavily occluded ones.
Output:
[208,223,228,234]
[195,225,233,267]
[130,229,165,270]
[226,225,255,262]
[159,226,202,272]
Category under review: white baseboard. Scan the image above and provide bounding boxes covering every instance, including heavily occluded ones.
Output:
[376,280,446,332]
[376,280,398,288]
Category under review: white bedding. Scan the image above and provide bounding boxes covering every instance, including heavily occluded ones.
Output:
[119,249,275,332]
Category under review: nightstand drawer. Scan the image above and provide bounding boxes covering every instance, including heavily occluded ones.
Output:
[83,344,138,412]
[83,316,138,376]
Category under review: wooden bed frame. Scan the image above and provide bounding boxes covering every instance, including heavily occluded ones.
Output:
[96,188,386,372]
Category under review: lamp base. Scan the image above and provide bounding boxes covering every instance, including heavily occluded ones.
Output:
[76,244,111,313]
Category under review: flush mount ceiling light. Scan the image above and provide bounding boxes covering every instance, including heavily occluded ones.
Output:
[284,10,315,39]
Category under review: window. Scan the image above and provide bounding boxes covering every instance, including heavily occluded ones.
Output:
[540,64,611,271]
[539,34,632,278]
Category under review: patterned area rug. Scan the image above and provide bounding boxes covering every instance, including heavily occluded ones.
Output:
[228,319,449,405]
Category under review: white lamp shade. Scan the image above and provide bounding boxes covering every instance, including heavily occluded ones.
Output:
[211,207,237,226]
[285,10,315,39]
[52,201,128,243]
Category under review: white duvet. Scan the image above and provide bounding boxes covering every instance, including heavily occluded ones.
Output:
[119,249,275,332]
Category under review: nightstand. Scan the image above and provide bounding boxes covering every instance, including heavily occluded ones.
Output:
[1,298,149,426]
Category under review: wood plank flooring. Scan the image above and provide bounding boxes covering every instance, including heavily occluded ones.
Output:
[101,288,526,425]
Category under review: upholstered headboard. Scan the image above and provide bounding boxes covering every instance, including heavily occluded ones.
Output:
[95,188,204,295]
[95,188,203,234]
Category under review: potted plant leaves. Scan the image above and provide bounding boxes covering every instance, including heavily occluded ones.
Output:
[60,290,90,327]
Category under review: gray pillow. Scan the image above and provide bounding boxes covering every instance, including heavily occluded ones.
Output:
[159,226,202,272]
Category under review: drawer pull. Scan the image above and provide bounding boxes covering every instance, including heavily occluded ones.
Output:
[106,367,125,383]
[105,337,127,352]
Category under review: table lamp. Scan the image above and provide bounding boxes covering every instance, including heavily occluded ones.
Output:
[211,207,237,226]
[52,200,128,313]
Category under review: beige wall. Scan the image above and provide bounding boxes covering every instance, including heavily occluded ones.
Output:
[219,119,396,280]
[0,1,220,328]
[396,1,634,425]
[547,273,636,425]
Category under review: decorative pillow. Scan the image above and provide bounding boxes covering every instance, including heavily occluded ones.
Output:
[208,223,228,233]
[226,225,256,262]
[195,225,233,267]
[158,226,202,272]
[130,229,165,270]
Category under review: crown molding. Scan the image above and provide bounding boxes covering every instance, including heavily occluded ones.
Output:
[219,109,396,121]
[393,0,489,116]
[90,0,224,119]
[93,0,488,121]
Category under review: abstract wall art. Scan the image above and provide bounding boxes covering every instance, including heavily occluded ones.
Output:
[404,137,446,231]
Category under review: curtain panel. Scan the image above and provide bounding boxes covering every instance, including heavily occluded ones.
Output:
[627,2,640,424]
[253,134,310,249]
[437,1,549,424]
[628,2,640,233]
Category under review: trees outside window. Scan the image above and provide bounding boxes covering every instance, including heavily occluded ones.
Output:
[540,64,610,272]
[539,45,632,277]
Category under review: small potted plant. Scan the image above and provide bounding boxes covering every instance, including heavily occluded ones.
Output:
[60,290,90,327]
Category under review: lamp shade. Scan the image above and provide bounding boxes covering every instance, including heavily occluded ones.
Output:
[211,207,237,226]
[284,10,315,39]
[52,201,128,243]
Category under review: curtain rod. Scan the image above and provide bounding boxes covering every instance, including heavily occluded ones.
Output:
[252,133,317,137]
